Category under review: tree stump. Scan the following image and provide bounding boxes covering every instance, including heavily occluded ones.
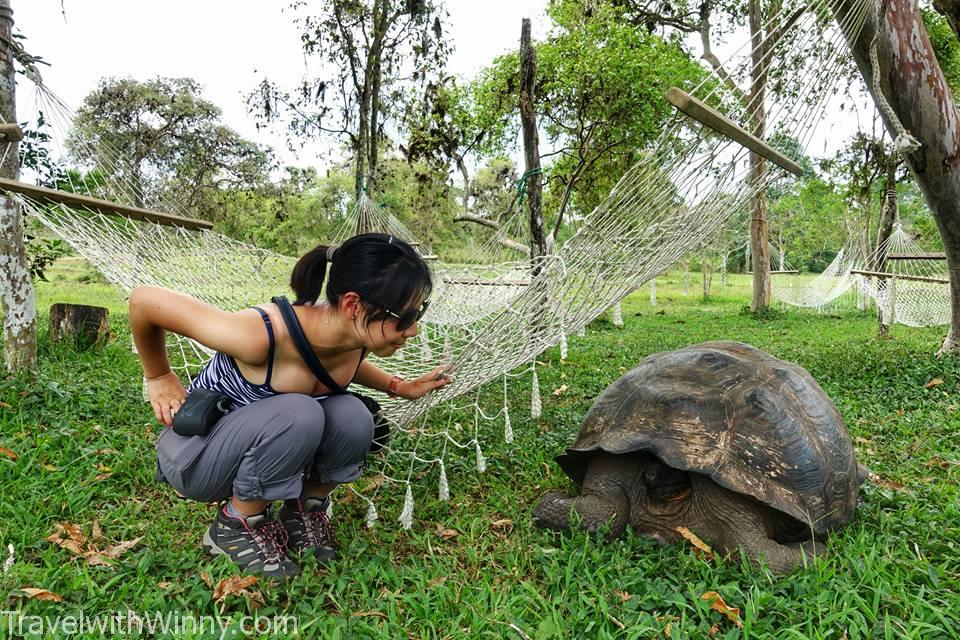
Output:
[49,303,109,348]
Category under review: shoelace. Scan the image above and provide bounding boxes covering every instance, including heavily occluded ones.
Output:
[249,519,290,564]
[303,510,336,549]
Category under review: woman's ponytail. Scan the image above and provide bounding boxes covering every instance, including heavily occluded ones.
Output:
[290,244,330,304]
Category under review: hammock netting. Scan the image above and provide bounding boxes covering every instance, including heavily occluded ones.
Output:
[6,0,891,527]
[773,223,949,326]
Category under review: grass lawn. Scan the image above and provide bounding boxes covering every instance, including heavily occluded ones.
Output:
[1,261,958,639]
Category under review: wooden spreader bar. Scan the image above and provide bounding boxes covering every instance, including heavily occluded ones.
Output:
[0,177,213,230]
[0,123,23,142]
[851,269,949,285]
[443,276,530,287]
[886,253,946,260]
[666,87,805,177]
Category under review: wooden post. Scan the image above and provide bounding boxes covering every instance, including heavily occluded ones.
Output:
[49,303,109,348]
[0,0,36,371]
[520,19,546,275]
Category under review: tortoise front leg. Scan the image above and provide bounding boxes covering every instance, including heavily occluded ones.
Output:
[730,536,826,573]
[533,490,629,537]
[534,454,637,537]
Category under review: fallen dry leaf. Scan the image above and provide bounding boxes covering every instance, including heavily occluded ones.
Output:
[0,401,10,409]
[47,523,87,556]
[701,591,743,629]
[868,472,907,491]
[924,457,960,469]
[0,447,17,461]
[709,624,721,636]
[435,524,460,541]
[352,611,388,619]
[200,571,213,588]
[427,576,447,588]
[491,518,514,530]
[362,474,385,493]
[95,472,113,481]
[17,588,63,602]
[675,527,714,561]
[552,384,568,396]
[925,378,944,388]
[613,590,631,604]
[212,575,259,603]
[46,523,140,565]
[157,581,172,590]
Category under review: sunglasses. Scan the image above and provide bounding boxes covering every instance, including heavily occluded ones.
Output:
[365,297,430,331]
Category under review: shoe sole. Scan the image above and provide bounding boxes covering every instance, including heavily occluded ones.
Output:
[201,528,226,557]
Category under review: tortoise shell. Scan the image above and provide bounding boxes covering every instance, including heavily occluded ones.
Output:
[557,341,859,536]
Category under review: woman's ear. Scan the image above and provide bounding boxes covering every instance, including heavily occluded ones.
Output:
[339,292,362,320]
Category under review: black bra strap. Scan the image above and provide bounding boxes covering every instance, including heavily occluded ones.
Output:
[271,296,345,393]
[251,306,276,386]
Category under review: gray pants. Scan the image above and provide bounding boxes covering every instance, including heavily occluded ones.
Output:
[155,393,374,503]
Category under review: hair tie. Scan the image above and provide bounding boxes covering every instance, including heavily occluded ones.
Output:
[326,245,338,262]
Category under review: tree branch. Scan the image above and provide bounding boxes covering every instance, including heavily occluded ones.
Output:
[453,214,530,255]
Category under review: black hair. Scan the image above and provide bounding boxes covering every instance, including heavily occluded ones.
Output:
[289,233,432,326]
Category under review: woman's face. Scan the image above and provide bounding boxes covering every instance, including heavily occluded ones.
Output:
[357,295,424,357]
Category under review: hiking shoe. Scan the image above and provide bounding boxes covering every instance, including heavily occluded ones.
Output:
[202,505,301,579]
[279,496,337,564]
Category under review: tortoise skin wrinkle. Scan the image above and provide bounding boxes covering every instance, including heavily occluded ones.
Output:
[534,341,863,574]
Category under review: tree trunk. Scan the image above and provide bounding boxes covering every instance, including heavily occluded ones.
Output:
[0,0,35,372]
[834,0,960,353]
[49,303,109,348]
[748,0,772,312]
[520,18,546,275]
[367,0,388,191]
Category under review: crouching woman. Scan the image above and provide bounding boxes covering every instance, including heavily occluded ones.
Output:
[129,233,449,579]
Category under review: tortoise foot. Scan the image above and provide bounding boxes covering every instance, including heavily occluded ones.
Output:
[533,491,575,530]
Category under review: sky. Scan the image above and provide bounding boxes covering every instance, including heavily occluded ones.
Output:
[11,0,872,176]
[12,0,551,170]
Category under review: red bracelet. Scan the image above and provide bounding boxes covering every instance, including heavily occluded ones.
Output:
[386,375,404,398]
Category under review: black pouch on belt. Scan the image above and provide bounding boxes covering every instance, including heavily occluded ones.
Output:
[172,388,233,436]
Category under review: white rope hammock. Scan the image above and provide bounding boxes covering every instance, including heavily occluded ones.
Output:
[8,0,877,527]
[773,222,949,326]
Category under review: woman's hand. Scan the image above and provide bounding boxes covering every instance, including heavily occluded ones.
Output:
[146,371,187,427]
[398,366,452,400]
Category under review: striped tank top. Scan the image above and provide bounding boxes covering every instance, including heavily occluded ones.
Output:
[186,307,279,407]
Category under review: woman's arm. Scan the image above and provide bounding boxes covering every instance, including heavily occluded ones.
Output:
[353,359,450,400]
[129,286,271,425]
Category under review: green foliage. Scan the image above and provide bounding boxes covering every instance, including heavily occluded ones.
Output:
[249,0,450,198]
[9,269,959,638]
[922,6,960,96]
[768,175,848,271]
[464,0,709,240]
[24,237,68,282]
[68,76,274,218]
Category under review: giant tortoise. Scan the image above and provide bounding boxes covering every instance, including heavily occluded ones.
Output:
[533,341,863,573]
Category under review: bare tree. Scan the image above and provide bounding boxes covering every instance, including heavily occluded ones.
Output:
[0,0,35,371]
